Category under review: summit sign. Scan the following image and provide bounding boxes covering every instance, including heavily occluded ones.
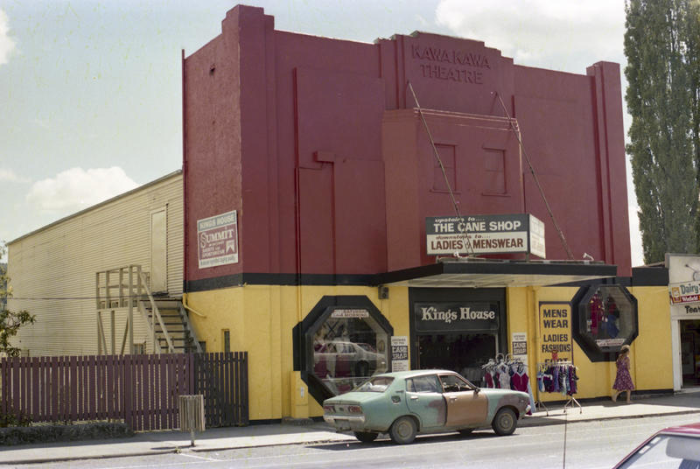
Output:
[197,210,239,269]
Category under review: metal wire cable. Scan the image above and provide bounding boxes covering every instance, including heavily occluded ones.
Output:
[494,91,574,260]
[407,81,475,256]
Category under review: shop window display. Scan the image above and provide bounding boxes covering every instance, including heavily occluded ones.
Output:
[309,306,391,396]
[573,285,638,361]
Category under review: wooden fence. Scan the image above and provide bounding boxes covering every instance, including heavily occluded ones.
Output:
[0,352,248,431]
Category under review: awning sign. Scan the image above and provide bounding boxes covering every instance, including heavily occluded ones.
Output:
[425,214,545,257]
[197,210,239,269]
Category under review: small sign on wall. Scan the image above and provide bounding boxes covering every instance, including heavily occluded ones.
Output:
[511,332,528,365]
[197,210,239,269]
[391,336,409,372]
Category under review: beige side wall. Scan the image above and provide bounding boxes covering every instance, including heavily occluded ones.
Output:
[7,172,184,357]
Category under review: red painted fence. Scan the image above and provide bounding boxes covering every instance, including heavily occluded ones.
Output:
[0,352,248,431]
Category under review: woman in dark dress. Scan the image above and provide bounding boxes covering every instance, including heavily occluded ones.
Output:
[612,344,634,403]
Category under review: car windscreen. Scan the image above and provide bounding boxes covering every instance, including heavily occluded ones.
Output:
[354,376,394,393]
[617,434,700,468]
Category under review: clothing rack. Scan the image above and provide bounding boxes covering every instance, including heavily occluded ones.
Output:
[536,360,582,415]
[482,353,536,417]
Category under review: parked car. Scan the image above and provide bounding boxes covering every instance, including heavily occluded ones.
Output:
[322,369,530,444]
[613,422,700,468]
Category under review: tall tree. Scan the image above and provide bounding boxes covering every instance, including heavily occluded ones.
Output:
[625,0,698,263]
[0,244,35,357]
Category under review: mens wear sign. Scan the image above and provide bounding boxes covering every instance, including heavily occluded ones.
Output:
[197,210,239,269]
[539,302,573,361]
[414,302,499,333]
[425,214,545,257]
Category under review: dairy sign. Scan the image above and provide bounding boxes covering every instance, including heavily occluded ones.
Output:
[669,281,700,305]
[197,210,239,269]
[426,214,545,258]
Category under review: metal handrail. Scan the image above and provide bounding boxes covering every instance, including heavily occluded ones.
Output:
[178,304,203,353]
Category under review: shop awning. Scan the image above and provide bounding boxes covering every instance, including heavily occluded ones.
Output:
[378,259,617,288]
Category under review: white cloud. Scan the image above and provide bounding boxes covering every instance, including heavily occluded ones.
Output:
[26,167,139,212]
[0,9,17,66]
[435,0,626,73]
[0,168,30,183]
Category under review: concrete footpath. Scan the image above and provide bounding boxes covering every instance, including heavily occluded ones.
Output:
[1,389,699,465]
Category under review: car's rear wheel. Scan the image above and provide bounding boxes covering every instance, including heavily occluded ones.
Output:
[390,416,417,444]
[492,407,517,436]
[354,431,378,443]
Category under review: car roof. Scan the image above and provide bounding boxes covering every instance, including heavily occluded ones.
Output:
[660,422,700,436]
[375,369,457,380]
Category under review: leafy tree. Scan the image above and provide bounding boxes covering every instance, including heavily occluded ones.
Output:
[625,0,698,263]
[0,244,35,357]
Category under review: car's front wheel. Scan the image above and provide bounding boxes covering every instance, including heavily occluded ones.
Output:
[390,416,417,444]
[354,431,378,443]
[491,407,517,436]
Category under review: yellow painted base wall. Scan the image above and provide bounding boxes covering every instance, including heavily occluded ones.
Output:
[186,285,409,421]
[187,283,672,420]
[507,285,673,403]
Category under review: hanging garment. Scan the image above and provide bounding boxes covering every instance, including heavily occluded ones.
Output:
[537,371,545,392]
[552,366,560,393]
[605,313,619,338]
[589,293,604,335]
[542,370,554,392]
[498,366,511,390]
[560,366,568,396]
[484,371,494,388]
[568,367,579,395]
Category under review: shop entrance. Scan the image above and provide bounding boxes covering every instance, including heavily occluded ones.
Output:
[409,288,507,386]
[416,333,497,386]
[680,320,700,387]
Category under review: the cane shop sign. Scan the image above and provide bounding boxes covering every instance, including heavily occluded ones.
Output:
[425,214,545,257]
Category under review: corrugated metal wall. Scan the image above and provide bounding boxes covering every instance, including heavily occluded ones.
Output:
[7,172,184,357]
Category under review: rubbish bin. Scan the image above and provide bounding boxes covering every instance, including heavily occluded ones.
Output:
[179,394,205,446]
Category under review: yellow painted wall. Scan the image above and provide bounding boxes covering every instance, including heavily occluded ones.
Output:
[186,285,410,421]
[187,282,672,420]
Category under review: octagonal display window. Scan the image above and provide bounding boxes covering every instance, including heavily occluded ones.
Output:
[573,284,638,361]
[306,304,391,396]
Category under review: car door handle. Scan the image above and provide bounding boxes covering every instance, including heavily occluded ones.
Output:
[410,396,419,400]
[449,397,457,402]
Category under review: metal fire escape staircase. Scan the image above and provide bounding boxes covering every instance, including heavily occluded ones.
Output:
[96,265,202,355]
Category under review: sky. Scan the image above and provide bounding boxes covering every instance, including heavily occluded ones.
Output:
[0,0,641,265]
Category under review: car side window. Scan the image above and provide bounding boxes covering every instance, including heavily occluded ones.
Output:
[406,375,440,393]
[439,374,472,393]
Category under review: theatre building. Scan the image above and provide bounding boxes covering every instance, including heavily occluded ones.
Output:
[182,5,672,422]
